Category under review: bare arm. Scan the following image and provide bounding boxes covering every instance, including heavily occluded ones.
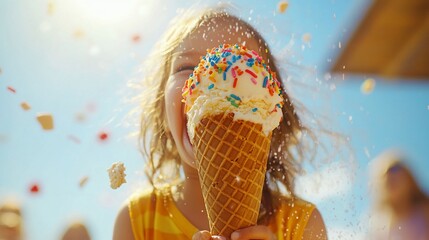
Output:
[113,204,135,240]
[302,208,328,240]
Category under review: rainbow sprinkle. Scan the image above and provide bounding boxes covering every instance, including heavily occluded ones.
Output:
[182,44,284,113]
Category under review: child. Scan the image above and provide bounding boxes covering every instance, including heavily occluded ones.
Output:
[113,7,327,240]
[369,151,429,239]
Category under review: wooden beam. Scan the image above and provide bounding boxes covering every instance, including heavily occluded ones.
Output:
[382,14,429,77]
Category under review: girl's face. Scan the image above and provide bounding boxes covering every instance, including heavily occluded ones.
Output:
[164,18,260,168]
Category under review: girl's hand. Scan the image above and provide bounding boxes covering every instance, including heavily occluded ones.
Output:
[230,225,276,240]
[192,230,226,240]
[192,225,276,240]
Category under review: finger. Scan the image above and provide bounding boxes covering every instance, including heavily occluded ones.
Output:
[231,225,276,240]
[211,236,227,240]
[192,230,212,240]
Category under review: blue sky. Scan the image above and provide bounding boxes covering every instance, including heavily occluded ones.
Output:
[1,0,428,239]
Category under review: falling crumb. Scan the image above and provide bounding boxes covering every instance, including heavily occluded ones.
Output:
[132,34,141,43]
[20,102,31,111]
[361,78,376,94]
[68,135,81,144]
[79,176,89,188]
[36,113,54,130]
[98,131,109,142]
[7,86,16,93]
[277,1,289,13]
[107,162,126,189]
[29,183,40,194]
[302,33,312,43]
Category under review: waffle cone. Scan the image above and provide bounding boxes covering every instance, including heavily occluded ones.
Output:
[193,113,272,238]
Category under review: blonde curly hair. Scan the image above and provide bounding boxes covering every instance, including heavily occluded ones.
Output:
[139,7,314,223]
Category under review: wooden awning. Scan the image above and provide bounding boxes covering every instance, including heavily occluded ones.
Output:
[331,0,429,79]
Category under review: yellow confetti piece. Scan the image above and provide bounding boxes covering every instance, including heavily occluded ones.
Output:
[73,29,85,39]
[47,1,56,15]
[302,33,312,43]
[20,102,31,111]
[278,1,289,13]
[36,113,54,130]
[79,176,89,188]
[361,78,376,94]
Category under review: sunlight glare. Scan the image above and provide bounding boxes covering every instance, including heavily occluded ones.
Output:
[76,0,139,24]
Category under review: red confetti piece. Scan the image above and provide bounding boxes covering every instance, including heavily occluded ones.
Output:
[7,86,16,93]
[29,183,40,194]
[98,131,109,141]
[132,34,141,43]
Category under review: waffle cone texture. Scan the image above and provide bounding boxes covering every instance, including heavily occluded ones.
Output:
[193,113,272,238]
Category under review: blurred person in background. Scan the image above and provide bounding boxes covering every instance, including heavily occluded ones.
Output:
[0,202,23,240]
[60,221,91,240]
[369,150,429,239]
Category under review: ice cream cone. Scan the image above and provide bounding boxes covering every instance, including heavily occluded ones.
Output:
[193,112,272,238]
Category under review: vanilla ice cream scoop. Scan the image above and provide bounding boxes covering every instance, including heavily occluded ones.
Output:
[182,44,284,142]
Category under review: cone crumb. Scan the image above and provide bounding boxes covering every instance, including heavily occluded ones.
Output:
[107,162,126,189]
[36,113,54,130]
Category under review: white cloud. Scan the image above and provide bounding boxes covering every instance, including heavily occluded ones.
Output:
[294,161,354,203]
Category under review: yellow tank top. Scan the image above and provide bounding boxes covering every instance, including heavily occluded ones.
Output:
[128,187,315,240]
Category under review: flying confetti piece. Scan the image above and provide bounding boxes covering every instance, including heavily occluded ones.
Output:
[29,183,40,194]
[7,86,16,93]
[132,34,141,43]
[361,78,376,94]
[302,33,312,43]
[36,113,54,130]
[86,102,97,113]
[79,176,89,188]
[98,131,109,141]
[277,1,289,13]
[47,1,56,15]
[68,135,81,144]
[75,112,86,122]
[0,134,8,143]
[73,29,85,39]
[20,102,31,111]
[107,162,126,189]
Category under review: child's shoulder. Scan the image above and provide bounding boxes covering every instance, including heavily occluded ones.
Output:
[128,186,170,207]
[274,195,316,221]
[278,196,315,211]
